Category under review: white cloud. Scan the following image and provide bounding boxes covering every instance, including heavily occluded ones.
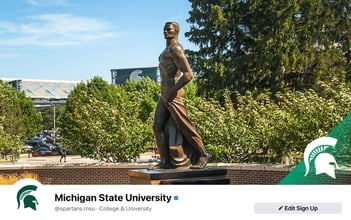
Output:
[25,0,72,7]
[0,53,21,59]
[0,22,18,33]
[0,14,118,46]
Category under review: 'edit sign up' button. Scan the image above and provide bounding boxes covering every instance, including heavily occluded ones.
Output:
[255,203,342,214]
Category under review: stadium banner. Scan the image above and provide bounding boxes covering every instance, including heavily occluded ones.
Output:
[111,67,158,84]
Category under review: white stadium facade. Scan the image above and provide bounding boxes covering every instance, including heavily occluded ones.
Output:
[0,78,79,107]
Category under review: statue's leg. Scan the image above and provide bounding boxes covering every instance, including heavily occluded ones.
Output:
[153,99,171,168]
[167,117,191,169]
[167,98,212,169]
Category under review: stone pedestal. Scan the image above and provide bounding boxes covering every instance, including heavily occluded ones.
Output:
[128,168,230,185]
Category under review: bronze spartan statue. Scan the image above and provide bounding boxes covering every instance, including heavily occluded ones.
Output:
[153,22,212,169]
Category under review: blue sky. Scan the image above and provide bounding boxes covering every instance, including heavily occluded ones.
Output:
[0,0,196,82]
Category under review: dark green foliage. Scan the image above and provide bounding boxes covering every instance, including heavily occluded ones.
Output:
[185,79,351,165]
[183,0,351,164]
[186,0,351,100]
[57,75,351,165]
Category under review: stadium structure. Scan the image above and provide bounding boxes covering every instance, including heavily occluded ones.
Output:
[0,78,79,107]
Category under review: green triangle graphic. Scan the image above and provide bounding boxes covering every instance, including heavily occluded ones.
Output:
[280,112,351,184]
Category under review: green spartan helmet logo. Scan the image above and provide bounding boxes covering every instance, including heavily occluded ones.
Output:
[17,185,39,211]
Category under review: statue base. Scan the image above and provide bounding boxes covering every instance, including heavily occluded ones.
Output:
[128,168,230,185]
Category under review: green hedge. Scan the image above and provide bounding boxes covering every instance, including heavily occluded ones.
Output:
[186,79,351,165]
[59,77,351,165]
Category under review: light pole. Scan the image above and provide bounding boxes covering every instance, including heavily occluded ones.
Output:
[53,102,56,142]
[48,99,56,143]
[35,98,62,143]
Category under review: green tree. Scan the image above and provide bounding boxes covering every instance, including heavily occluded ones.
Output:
[121,77,160,122]
[186,0,351,99]
[0,80,42,160]
[185,78,351,165]
[18,91,43,138]
[0,116,22,161]
[58,77,153,162]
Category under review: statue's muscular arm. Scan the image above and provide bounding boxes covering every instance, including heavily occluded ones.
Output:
[161,45,193,103]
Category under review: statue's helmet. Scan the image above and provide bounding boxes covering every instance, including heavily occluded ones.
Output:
[304,137,338,179]
[23,195,39,210]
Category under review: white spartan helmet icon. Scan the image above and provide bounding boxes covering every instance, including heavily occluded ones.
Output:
[304,137,339,179]
[129,70,143,82]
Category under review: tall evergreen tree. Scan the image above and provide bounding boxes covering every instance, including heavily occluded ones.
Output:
[186,0,351,100]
